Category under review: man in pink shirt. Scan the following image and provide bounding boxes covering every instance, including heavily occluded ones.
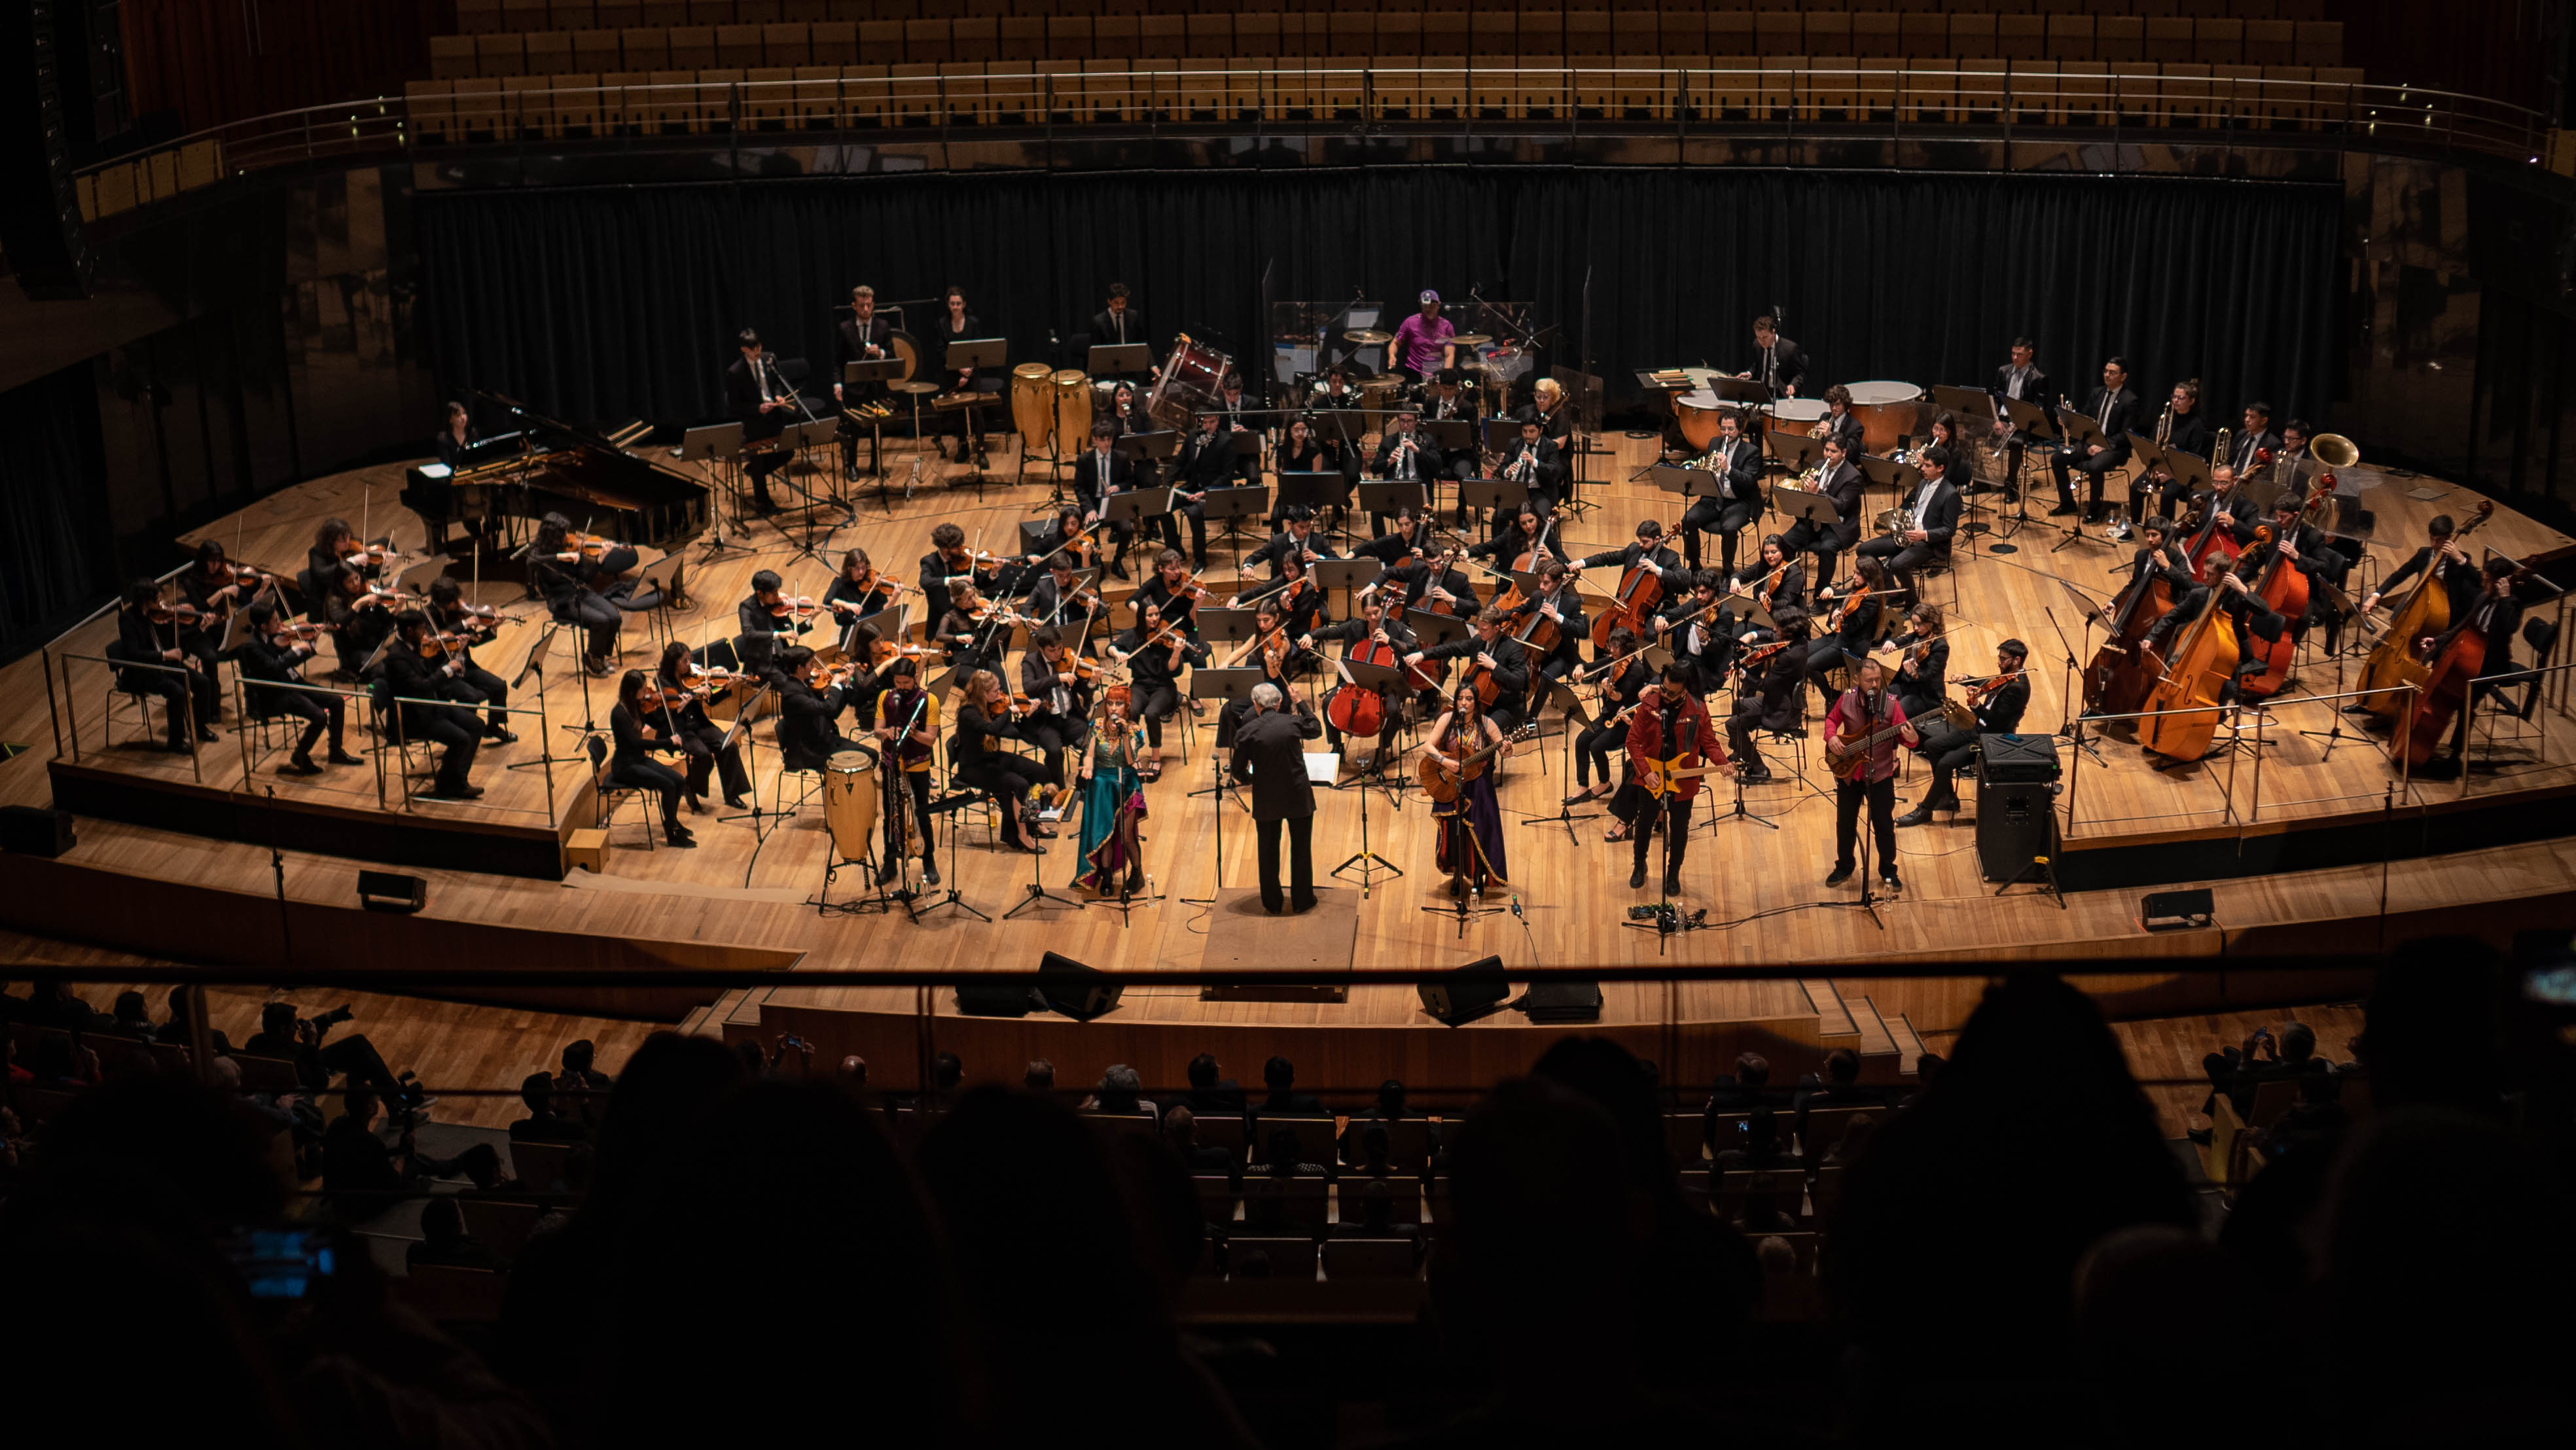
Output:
[1823,657,1920,894]
[1390,290,1456,381]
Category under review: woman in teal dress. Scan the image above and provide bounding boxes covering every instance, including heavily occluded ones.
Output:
[1074,694,1149,894]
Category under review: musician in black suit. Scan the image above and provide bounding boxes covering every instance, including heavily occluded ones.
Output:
[238,603,362,776]
[1780,436,1864,594]
[1817,385,1866,458]
[1509,559,1588,687]
[2122,378,2215,534]
[1168,412,1233,569]
[1569,518,1683,579]
[1678,410,1765,572]
[1088,283,1149,376]
[1355,504,1440,568]
[1854,446,1963,605]
[1897,639,2031,827]
[725,328,801,513]
[1726,603,1810,784]
[435,401,478,469]
[832,285,895,479]
[2227,401,2282,479]
[1069,423,1145,572]
[1211,373,1261,486]
[2359,514,2482,627]
[2424,558,2536,768]
[2049,357,2137,523]
[1409,609,1532,732]
[766,646,872,773]
[1371,407,1441,529]
[1243,506,1338,581]
[1990,338,2052,497]
[1494,415,1565,520]
[1743,314,1806,397]
[1228,681,1323,913]
[931,285,992,464]
[384,612,482,801]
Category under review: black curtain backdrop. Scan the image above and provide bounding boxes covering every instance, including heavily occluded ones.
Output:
[0,362,115,657]
[414,168,2340,435]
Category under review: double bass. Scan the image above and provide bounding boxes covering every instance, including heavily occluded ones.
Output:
[2137,529,2263,762]
[2084,546,2179,716]
[2237,503,2323,699]
[1588,523,1676,651]
[2402,560,2526,768]
[2181,489,2248,584]
[2358,501,2494,717]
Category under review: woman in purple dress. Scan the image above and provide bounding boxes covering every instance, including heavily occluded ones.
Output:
[1423,685,1511,896]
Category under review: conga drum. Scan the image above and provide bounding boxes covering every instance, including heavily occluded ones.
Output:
[1845,381,1925,456]
[1052,370,1093,453]
[1674,388,1729,451]
[1011,362,1056,454]
[821,751,882,864]
[1359,378,1404,438]
[1761,398,1830,440]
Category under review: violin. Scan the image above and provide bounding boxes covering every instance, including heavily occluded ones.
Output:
[1959,668,2028,703]
[339,542,405,569]
[555,531,628,561]
[142,600,206,629]
[766,593,823,622]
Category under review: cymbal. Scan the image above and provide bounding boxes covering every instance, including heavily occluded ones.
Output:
[1448,332,1493,347]
[893,381,942,395]
[1343,328,1395,346]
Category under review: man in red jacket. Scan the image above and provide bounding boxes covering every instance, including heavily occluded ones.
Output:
[1624,663,1729,896]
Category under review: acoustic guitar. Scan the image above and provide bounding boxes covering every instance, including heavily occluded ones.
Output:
[1417,722,1539,804]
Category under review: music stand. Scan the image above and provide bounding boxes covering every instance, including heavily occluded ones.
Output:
[1311,555,1383,620]
[1274,470,1351,522]
[1088,343,1152,378]
[942,338,1009,494]
[679,421,750,559]
[2048,406,2117,554]
[630,550,687,650]
[1184,667,1267,807]
[1766,431,1823,477]
[1423,417,1475,457]
[1197,484,1273,576]
[1355,479,1428,542]
[1480,417,1523,457]
[1770,483,1835,530]
[1709,376,1772,408]
[1404,608,1471,650]
[1649,464,1725,515]
[1101,485,1174,565]
[778,418,851,569]
[1515,675,1602,843]
[1458,477,1530,527]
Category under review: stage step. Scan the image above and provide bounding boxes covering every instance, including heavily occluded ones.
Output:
[1842,995,1902,1085]
[721,987,772,1044]
[1802,980,1857,1038]
[679,988,751,1039]
[1891,1010,1928,1078]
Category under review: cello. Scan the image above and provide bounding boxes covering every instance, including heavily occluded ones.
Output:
[1324,652,1384,739]
[2358,501,2494,717]
[2138,530,2263,762]
[1588,522,1677,651]
[2084,545,2179,716]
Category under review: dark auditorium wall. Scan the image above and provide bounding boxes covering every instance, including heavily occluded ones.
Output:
[116,0,452,135]
[412,168,2343,440]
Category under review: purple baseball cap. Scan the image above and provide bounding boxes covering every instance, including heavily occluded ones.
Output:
[1419,289,1440,304]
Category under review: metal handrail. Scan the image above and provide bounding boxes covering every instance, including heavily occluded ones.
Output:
[72,64,2560,213]
[2060,681,2420,838]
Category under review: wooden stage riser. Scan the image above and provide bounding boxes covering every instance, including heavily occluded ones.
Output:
[0,853,782,1022]
[48,761,585,882]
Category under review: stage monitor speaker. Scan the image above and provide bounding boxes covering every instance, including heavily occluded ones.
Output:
[0,805,75,857]
[356,870,427,913]
[1976,774,2057,884]
[1518,977,1603,1024]
[1420,955,1510,1027]
[955,981,1039,1017]
[0,1,96,299]
[2141,888,2215,932]
[1039,951,1122,1021]
[1977,732,2062,783]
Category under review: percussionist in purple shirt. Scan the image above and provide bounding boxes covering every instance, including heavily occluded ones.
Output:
[1390,289,1458,383]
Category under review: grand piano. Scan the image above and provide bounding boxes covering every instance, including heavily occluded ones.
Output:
[402,397,707,559]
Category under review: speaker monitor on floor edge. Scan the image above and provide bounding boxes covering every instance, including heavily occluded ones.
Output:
[356,870,427,913]
[1420,955,1510,1027]
[1039,951,1122,1021]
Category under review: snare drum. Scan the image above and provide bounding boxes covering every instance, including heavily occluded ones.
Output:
[1147,335,1230,432]
[821,752,882,864]
[1761,398,1831,439]
[1011,362,1056,454]
[1844,381,1925,456]
[1674,388,1732,452]
[1052,370,1093,454]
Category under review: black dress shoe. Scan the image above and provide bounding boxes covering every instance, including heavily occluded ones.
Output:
[485,728,518,745]
[1895,804,1935,828]
[1662,873,1682,896]
[197,728,221,742]
[1109,561,1130,580]
[665,830,698,849]
[1878,874,1903,893]
[328,749,364,766]
[2047,501,2079,517]
[723,795,748,809]
[1629,862,1647,889]
[1290,894,1318,913]
[922,860,940,885]
[1825,864,1854,887]
[281,756,322,777]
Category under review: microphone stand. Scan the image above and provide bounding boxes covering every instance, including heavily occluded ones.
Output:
[2043,605,2106,766]
[723,683,778,868]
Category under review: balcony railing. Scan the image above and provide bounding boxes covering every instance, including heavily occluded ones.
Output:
[73,65,2564,222]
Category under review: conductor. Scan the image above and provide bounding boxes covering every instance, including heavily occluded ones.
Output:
[1228,681,1321,914]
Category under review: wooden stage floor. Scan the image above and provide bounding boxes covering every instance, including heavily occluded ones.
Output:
[4,425,2573,1085]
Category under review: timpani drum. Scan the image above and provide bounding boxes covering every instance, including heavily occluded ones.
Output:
[1147,334,1230,432]
[821,751,882,864]
[1674,388,1730,451]
[1845,381,1926,456]
[1761,397,1831,440]
[1011,362,1056,454]
[1052,370,1093,453]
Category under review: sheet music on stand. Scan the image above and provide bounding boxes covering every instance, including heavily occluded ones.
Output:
[1770,484,1836,526]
